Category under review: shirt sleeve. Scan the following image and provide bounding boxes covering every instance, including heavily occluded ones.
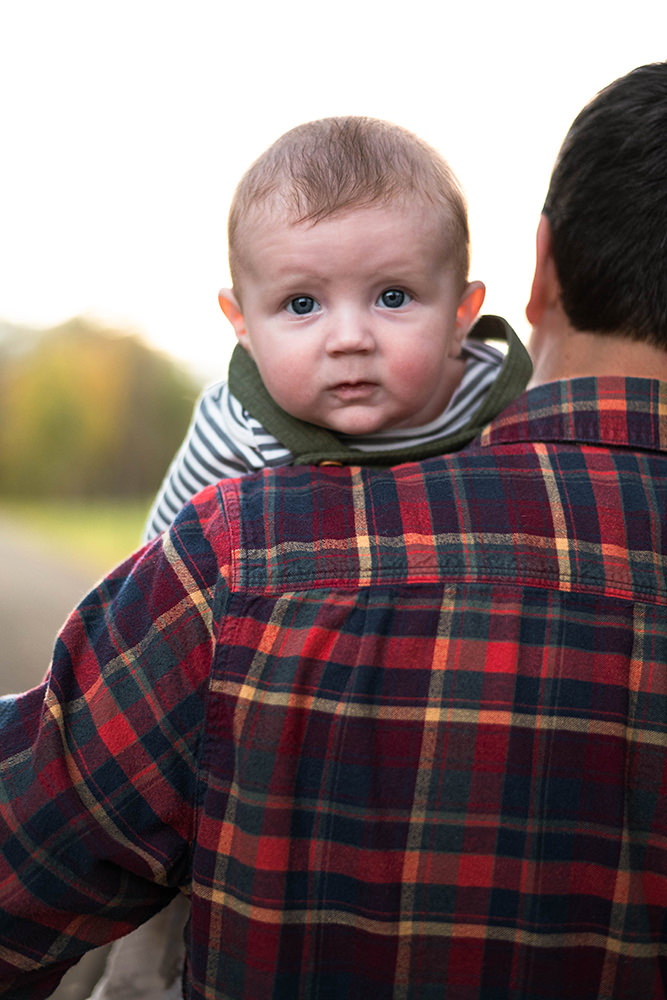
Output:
[143,382,266,542]
[0,494,223,1000]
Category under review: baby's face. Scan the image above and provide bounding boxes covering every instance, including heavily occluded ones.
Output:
[230,201,480,436]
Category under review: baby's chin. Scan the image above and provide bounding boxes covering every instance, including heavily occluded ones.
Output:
[311,410,401,439]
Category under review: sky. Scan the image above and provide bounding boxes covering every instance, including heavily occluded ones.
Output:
[1,1,666,383]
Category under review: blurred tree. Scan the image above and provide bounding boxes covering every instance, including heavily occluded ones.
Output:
[0,318,201,498]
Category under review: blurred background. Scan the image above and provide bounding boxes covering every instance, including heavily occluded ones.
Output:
[1,1,666,996]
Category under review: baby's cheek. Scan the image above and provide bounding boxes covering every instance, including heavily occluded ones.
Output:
[267,368,317,417]
[392,354,441,393]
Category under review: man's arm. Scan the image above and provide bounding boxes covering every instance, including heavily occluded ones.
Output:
[0,496,222,999]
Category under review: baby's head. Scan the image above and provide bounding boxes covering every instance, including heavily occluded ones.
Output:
[220,117,485,436]
[228,117,472,295]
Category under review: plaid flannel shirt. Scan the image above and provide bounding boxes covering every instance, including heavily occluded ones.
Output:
[2,376,667,1000]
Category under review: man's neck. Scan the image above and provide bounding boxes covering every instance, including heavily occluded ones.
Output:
[527,319,667,388]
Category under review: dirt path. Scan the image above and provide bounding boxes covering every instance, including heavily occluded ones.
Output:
[0,513,101,696]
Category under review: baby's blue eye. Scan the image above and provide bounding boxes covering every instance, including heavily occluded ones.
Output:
[287,296,319,315]
[379,289,410,308]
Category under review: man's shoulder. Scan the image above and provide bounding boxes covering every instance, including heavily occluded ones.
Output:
[201,378,667,606]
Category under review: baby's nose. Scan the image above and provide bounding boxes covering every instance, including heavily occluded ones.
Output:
[325,313,375,354]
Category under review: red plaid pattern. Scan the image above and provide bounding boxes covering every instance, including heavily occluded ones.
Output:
[2,377,667,999]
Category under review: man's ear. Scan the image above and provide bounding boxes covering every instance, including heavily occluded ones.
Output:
[525,215,559,326]
[218,288,252,353]
[451,280,486,355]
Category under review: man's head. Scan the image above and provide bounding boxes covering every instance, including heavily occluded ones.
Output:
[227,116,472,300]
[530,62,667,349]
[218,117,485,437]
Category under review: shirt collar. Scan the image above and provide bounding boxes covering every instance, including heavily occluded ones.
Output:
[479,377,667,453]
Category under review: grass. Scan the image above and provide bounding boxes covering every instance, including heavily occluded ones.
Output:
[1,498,152,576]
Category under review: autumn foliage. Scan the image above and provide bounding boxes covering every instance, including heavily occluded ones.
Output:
[0,318,201,498]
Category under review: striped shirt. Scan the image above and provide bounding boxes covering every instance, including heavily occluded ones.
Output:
[2,377,667,999]
[144,337,503,539]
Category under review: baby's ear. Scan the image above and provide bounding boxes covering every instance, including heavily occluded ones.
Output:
[452,280,486,354]
[218,289,251,352]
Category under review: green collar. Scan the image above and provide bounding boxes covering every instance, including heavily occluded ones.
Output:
[228,315,532,466]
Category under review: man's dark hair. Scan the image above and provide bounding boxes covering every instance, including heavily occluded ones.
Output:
[543,62,667,347]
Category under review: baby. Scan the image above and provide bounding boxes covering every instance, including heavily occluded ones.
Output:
[91,116,531,1000]
[144,115,530,539]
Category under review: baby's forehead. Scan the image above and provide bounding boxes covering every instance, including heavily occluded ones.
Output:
[230,196,462,297]
[236,193,454,253]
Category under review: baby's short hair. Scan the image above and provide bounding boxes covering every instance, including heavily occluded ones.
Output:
[228,116,470,292]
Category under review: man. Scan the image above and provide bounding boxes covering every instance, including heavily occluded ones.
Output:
[2,62,667,1000]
